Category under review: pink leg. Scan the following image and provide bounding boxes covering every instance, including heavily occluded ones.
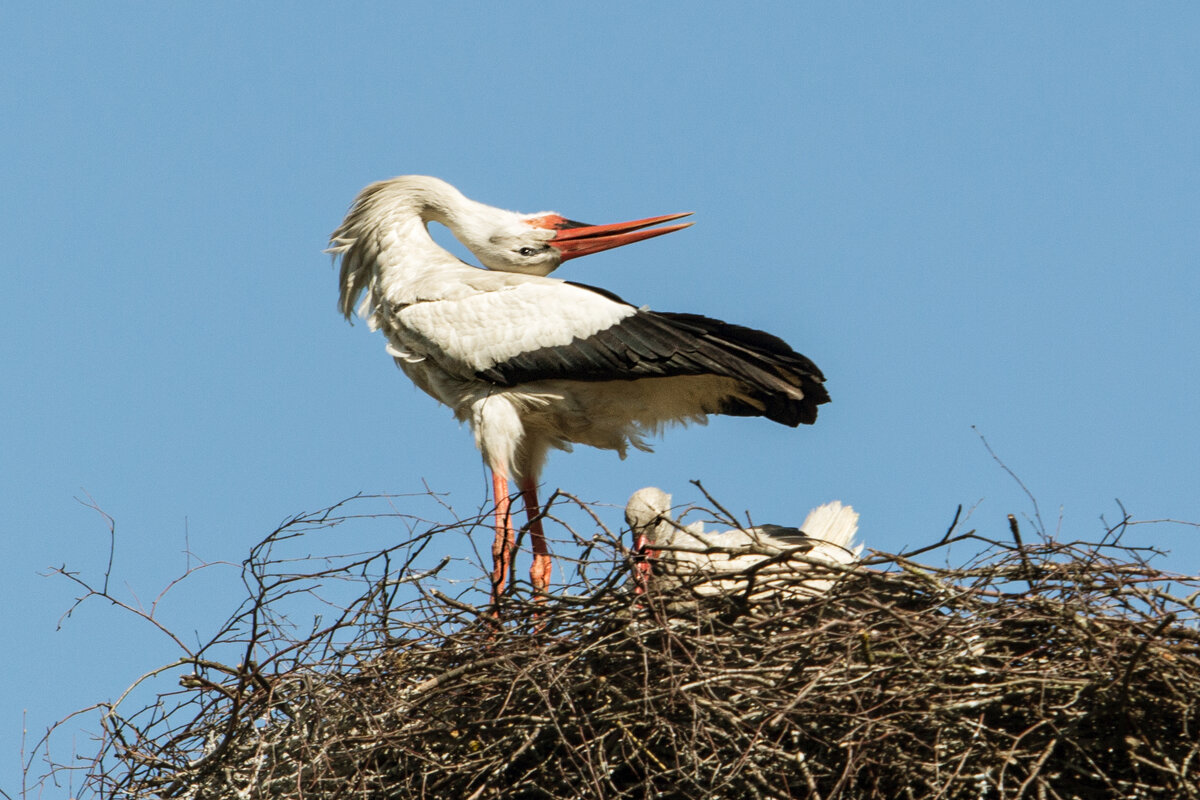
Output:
[519,476,552,596]
[490,468,516,606]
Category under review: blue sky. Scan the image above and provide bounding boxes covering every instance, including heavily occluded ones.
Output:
[3,4,1198,792]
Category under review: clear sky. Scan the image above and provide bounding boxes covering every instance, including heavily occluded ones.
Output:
[3,4,1198,792]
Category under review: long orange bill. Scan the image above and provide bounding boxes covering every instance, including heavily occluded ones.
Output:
[527,212,693,262]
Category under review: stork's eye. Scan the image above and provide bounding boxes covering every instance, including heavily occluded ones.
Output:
[517,246,543,257]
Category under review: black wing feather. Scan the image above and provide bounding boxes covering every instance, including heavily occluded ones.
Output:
[477,284,830,427]
[758,526,815,548]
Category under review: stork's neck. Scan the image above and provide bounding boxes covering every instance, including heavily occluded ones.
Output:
[332,176,504,319]
[379,209,459,276]
[371,178,485,276]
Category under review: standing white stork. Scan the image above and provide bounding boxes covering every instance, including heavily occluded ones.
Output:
[328,176,829,606]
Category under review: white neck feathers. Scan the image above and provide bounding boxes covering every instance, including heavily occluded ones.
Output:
[328,176,485,320]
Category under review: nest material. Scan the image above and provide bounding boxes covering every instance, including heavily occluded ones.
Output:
[57,497,1200,799]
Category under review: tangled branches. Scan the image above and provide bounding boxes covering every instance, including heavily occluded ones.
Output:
[35,493,1200,799]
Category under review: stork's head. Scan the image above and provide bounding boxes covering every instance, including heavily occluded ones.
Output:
[329,175,694,320]
[471,210,692,277]
[626,487,674,592]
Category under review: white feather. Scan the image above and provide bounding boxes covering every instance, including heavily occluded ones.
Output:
[395,281,636,373]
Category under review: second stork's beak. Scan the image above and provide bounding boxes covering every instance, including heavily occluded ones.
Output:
[527,212,693,262]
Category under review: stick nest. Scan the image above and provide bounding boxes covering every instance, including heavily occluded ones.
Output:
[45,495,1200,799]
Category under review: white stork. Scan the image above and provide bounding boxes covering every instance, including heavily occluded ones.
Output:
[626,487,860,600]
[328,176,829,606]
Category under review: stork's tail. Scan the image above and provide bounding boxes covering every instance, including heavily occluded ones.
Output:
[799,501,862,565]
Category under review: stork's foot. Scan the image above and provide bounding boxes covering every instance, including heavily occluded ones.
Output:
[490,524,515,607]
[520,479,552,599]
[530,553,552,597]
[490,469,517,608]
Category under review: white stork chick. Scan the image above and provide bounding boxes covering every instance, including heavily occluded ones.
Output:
[626,487,861,601]
[328,177,830,608]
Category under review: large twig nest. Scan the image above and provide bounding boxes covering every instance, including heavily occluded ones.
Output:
[45,495,1200,799]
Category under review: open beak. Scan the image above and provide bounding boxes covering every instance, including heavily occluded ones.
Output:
[527,212,693,262]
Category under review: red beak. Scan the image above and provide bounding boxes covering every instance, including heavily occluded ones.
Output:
[527,212,693,262]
